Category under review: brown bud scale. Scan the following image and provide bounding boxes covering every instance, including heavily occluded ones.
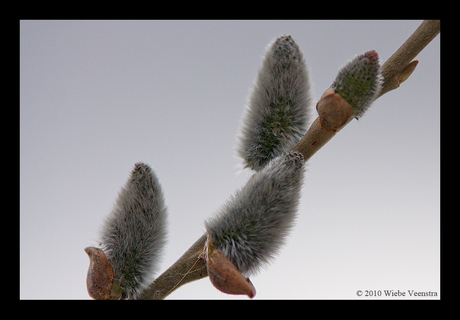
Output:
[316,88,354,132]
[205,240,256,298]
[84,247,119,300]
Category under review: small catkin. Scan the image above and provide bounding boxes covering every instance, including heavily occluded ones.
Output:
[205,151,305,276]
[237,35,311,171]
[100,162,167,299]
[331,50,383,118]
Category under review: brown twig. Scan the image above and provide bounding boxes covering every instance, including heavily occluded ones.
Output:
[378,20,440,97]
[138,234,208,300]
[137,20,440,300]
[294,20,440,162]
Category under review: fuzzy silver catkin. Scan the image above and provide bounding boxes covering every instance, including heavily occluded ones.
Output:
[237,35,311,171]
[205,151,305,276]
[100,162,167,299]
[331,50,382,118]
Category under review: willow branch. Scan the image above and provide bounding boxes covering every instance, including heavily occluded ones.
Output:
[294,20,440,162]
[138,234,208,300]
[137,20,440,300]
[379,20,440,97]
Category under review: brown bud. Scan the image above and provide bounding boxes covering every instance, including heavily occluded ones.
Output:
[205,240,256,299]
[398,60,418,84]
[316,88,354,132]
[84,247,119,300]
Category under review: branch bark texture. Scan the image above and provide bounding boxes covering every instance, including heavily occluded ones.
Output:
[379,20,440,97]
[138,234,207,300]
[138,20,440,299]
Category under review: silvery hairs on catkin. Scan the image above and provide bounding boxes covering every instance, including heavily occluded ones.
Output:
[331,50,382,118]
[100,162,167,299]
[237,35,312,172]
[205,151,305,276]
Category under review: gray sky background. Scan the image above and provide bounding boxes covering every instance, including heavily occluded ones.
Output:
[20,20,440,299]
